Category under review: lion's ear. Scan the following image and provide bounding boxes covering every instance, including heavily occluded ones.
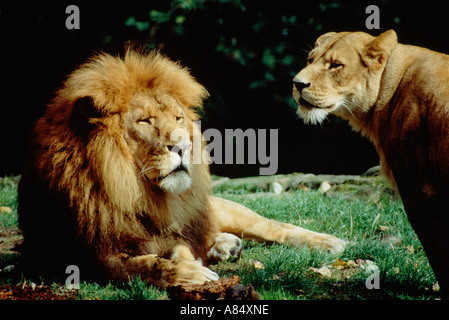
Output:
[314,32,337,48]
[70,97,104,135]
[74,97,103,119]
[363,29,398,69]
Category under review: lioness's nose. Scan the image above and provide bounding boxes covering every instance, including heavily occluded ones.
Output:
[293,80,310,92]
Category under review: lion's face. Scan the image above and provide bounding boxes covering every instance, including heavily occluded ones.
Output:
[293,31,397,125]
[53,50,208,197]
[124,91,194,194]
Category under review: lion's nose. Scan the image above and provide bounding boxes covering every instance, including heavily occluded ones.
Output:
[168,144,191,158]
[169,145,184,157]
[293,80,310,93]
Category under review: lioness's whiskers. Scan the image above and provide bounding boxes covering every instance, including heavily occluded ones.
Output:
[340,99,357,120]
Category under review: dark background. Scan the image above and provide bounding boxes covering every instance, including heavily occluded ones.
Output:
[1,0,447,178]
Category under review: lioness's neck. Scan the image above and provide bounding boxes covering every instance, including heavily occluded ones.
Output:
[350,44,423,139]
[375,44,423,111]
[344,43,442,186]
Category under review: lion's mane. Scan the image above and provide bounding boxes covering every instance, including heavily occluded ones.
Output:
[18,49,214,279]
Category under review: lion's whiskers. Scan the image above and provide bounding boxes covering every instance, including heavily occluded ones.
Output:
[139,159,156,177]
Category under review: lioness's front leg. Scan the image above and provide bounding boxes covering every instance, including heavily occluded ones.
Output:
[104,245,218,287]
[210,196,345,253]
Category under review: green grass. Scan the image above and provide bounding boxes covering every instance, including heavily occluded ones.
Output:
[0,176,19,227]
[210,190,436,300]
[0,174,440,300]
[76,278,169,300]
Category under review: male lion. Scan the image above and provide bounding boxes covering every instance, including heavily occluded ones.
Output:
[293,29,449,297]
[18,49,345,288]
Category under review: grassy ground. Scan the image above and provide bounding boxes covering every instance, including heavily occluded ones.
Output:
[0,174,440,300]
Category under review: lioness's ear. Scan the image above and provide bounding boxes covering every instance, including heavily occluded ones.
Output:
[314,32,337,48]
[363,29,398,68]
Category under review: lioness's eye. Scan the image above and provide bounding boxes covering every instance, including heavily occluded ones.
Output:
[306,58,313,65]
[329,62,343,69]
[176,116,184,124]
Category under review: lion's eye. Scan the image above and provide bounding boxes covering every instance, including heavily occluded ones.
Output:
[138,118,154,125]
[306,58,313,65]
[329,62,343,70]
[176,116,184,124]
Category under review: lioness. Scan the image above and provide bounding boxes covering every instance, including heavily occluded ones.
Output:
[293,29,449,297]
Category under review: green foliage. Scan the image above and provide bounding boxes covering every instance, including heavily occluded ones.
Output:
[126,0,309,112]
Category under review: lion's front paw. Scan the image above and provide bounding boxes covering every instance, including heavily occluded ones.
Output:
[170,260,219,286]
[306,233,346,253]
[207,233,243,263]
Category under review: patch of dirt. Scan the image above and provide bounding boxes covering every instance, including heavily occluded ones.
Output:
[0,283,78,300]
[167,275,259,300]
[0,226,23,255]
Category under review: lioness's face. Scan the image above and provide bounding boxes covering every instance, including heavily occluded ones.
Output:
[293,32,387,124]
[124,91,194,194]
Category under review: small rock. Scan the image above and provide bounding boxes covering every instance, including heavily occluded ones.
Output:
[318,181,331,194]
[308,266,332,278]
[432,282,440,293]
[270,182,283,194]
[0,206,13,214]
[406,245,415,254]
[381,234,402,246]
[248,259,265,269]
[1,265,15,273]
[363,165,381,176]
